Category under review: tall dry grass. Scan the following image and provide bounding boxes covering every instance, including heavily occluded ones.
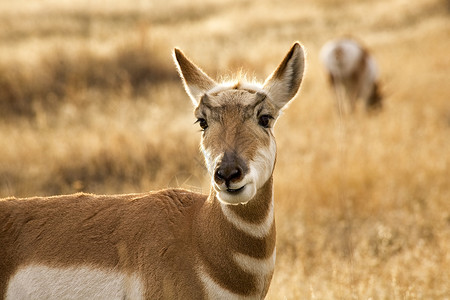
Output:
[1,0,449,298]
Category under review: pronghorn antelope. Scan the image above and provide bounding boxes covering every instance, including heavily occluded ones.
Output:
[0,42,305,299]
[320,37,382,113]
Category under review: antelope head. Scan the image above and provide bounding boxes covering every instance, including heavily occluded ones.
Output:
[174,43,305,205]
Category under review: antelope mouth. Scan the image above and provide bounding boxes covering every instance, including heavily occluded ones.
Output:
[226,185,245,194]
[216,181,257,205]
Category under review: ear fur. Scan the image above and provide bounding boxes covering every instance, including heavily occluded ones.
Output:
[173,48,216,105]
[263,43,305,110]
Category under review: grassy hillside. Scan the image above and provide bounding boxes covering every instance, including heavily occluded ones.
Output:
[1,0,449,298]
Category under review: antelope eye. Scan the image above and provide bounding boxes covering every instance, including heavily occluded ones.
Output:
[196,118,208,130]
[258,115,273,128]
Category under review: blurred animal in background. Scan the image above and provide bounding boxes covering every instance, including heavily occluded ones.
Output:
[320,37,382,113]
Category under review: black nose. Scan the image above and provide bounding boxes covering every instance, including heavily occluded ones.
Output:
[214,151,247,186]
[215,166,242,185]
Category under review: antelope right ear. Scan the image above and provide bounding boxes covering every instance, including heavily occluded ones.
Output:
[173,48,217,106]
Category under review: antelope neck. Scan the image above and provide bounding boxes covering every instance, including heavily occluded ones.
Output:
[194,177,276,297]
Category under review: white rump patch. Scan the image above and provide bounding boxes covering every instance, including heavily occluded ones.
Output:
[6,265,143,300]
[320,39,364,78]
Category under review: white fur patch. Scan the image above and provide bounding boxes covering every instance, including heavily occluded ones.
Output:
[233,248,276,276]
[236,82,266,94]
[207,81,264,96]
[220,196,274,239]
[216,183,256,205]
[202,145,218,176]
[6,265,144,300]
[249,137,277,192]
[206,81,236,96]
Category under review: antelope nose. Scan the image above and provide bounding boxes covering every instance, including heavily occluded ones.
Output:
[214,165,243,186]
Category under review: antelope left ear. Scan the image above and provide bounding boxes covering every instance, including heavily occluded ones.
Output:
[263,42,305,111]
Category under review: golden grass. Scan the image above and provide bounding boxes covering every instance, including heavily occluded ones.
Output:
[1,0,449,298]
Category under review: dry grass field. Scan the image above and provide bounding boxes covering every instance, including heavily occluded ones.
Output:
[1,0,449,298]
